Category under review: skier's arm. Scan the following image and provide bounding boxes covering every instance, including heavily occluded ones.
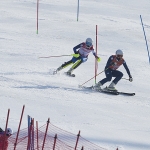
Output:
[92,50,101,62]
[105,56,113,68]
[73,43,82,54]
[123,61,133,81]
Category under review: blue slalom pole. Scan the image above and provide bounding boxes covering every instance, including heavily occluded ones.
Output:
[140,15,150,64]
[77,0,79,21]
[28,115,31,150]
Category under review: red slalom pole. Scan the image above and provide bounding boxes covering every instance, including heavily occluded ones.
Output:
[95,25,98,84]
[36,0,39,34]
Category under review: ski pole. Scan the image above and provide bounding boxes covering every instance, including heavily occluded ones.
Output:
[122,78,129,81]
[79,68,108,87]
[39,54,72,58]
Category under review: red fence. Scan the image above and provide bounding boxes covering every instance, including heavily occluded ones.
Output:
[7,119,107,150]
[1,105,109,150]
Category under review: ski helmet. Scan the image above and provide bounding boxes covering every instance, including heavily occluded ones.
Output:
[85,38,93,48]
[6,128,13,136]
[116,49,123,56]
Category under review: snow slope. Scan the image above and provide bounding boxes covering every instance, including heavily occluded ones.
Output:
[0,0,150,149]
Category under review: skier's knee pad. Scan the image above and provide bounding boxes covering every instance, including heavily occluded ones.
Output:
[81,57,88,62]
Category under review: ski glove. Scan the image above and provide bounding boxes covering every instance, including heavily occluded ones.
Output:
[71,53,80,58]
[96,56,101,62]
[97,57,101,62]
[129,76,133,82]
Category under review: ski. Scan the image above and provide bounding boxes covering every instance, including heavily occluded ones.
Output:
[79,85,93,89]
[100,89,119,95]
[79,85,119,95]
[100,87,135,96]
[118,92,135,96]
[79,85,135,96]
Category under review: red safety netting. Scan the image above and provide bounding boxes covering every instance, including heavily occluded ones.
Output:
[6,122,107,150]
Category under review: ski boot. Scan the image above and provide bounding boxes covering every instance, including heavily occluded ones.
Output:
[93,82,102,90]
[66,68,75,77]
[107,82,117,91]
[53,66,63,74]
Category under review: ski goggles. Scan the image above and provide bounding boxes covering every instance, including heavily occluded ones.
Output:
[117,55,123,58]
[85,41,92,48]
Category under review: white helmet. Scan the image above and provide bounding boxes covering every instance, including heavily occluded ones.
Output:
[6,128,13,135]
[85,38,93,48]
[116,49,123,55]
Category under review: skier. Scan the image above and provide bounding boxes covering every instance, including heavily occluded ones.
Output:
[0,128,13,150]
[55,38,100,76]
[94,49,133,91]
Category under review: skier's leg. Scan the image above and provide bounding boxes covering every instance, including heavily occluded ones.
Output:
[107,70,123,90]
[67,59,82,75]
[61,60,73,68]
[66,56,86,74]
[72,59,82,69]
[56,60,73,72]
[112,70,123,85]
[100,68,112,85]
[94,68,112,90]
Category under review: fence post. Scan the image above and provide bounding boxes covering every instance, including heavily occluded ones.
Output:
[27,118,33,150]
[53,134,57,150]
[2,109,10,150]
[36,121,39,150]
[31,118,34,150]
[75,130,80,150]
[42,118,50,150]
[14,105,25,150]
